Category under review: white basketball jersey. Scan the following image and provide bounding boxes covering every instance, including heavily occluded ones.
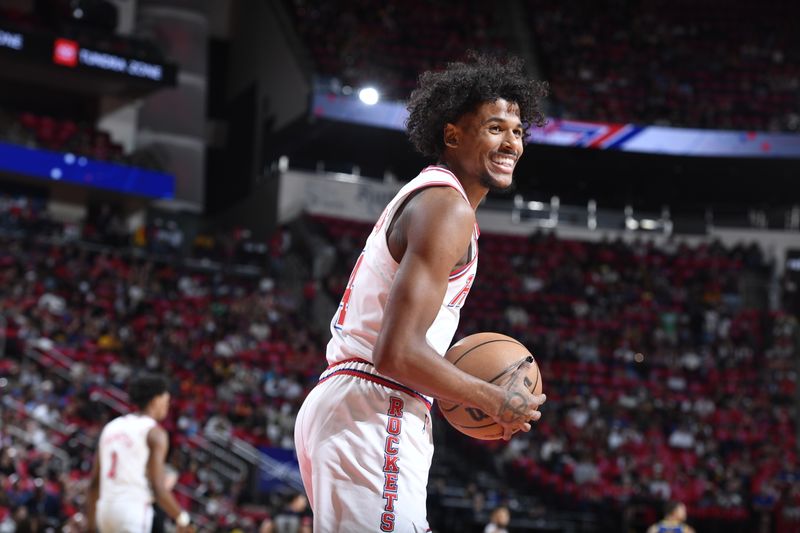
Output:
[97,413,157,504]
[326,165,479,377]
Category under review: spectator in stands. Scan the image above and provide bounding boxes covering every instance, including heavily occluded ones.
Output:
[646,500,695,533]
[259,493,311,533]
[527,0,800,131]
[483,505,510,533]
[0,193,794,531]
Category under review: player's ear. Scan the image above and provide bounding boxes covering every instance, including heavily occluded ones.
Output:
[443,123,459,148]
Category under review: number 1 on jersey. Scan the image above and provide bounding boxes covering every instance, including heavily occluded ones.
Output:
[107,450,118,479]
[335,252,365,329]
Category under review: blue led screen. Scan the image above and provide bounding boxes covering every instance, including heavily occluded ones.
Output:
[0,142,174,199]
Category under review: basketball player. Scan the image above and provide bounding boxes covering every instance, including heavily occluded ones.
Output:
[294,52,548,532]
[86,373,194,533]
[646,501,696,533]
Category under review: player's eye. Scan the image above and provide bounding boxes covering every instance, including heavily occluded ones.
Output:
[513,129,523,138]
[489,125,501,133]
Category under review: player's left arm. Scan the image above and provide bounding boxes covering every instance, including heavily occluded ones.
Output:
[146,426,194,532]
[86,451,100,532]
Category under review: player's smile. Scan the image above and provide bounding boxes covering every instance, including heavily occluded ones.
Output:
[487,148,519,180]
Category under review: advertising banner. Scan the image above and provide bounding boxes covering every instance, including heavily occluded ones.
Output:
[312,92,800,159]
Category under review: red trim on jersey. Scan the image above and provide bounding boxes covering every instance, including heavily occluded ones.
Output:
[335,251,366,329]
[403,179,468,204]
[420,166,482,240]
[320,363,432,410]
[420,166,470,202]
[325,357,372,370]
[449,253,478,280]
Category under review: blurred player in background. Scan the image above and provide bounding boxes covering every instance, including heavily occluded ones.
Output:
[294,52,548,532]
[86,373,194,533]
[646,501,696,533]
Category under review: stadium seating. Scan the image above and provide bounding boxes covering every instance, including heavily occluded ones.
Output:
[291,0,800,131]
[0,203,796,531]
[289,0,505,100]
[526,0,800,131]
[306,215,797,532]
[0,109,139,166]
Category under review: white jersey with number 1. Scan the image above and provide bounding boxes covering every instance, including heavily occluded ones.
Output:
[96,413,157,533]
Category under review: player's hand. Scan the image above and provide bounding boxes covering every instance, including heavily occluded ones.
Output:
[491,359,546,440]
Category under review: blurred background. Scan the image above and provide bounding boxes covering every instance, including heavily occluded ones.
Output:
[0,0,798,531]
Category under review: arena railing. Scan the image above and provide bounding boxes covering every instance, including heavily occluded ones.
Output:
[86,386,250,488]
[186,432,250,483]
[277,162,800,236]
[204,431,305,493]
[1,396,73,472]
[171,485,214,532]
[23,338,251,488]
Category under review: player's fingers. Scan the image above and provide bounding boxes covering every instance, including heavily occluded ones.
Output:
[529,410,541,422]
[532,393,547,407]
[502,359,531,384]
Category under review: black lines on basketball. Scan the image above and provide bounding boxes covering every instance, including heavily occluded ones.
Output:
[442,332,543,440]
[530,358,541,392]
[439,403,460,413]
[454,419,498,430]
[450,338,526,366]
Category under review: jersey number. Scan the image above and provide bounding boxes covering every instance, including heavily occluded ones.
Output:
[335,252,365,329]
[107,451,118,479]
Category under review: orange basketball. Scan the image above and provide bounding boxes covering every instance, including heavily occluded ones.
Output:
[438,332,542,440]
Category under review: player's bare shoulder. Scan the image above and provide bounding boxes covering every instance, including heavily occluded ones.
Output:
[147,423,168,448]
[411,186,474,247]
[388,185,474,262]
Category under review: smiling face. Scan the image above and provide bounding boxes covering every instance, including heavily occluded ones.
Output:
[444,98,525,193]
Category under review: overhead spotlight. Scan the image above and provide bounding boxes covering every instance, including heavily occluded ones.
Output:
[358,87,379,105]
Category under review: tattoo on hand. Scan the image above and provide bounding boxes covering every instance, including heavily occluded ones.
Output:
[497,390,531,423]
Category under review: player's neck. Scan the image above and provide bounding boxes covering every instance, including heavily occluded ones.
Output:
[435,161,488,210]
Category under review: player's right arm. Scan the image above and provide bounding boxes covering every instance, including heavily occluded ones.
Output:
[146,426,194,533]
[373,187,545,439]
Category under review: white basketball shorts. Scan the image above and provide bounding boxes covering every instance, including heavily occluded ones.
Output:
[97,499,154,533]
[294,358,434,533]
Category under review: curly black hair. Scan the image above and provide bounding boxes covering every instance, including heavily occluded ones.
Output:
[406,51,548,159]
[129,372,169,410]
